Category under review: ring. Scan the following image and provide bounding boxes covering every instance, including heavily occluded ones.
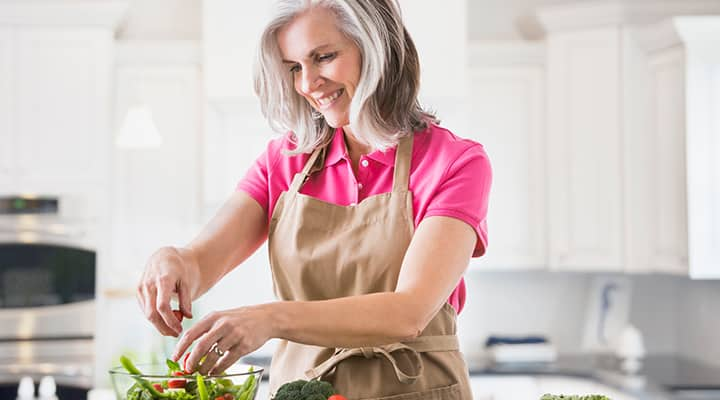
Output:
[211,343,226,357]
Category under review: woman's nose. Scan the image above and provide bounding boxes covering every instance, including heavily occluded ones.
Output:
[300,68,322,94]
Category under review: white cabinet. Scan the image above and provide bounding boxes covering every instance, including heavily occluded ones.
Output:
[544,26,625,272]
[11,28,112,192]
[468,42,547,270]
[623,26,689,275]
[203,0,272,99]
[0,1,127,195]
[108,41,203,286]
[536,1,720,275]
[635,17,720,279]
[0,27,117,195]
[0,27,12,191]
[399,0,467,99]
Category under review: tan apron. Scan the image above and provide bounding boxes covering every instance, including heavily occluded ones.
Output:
[267,134,473,399]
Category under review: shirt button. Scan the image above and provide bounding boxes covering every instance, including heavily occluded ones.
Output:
[358,183,364,190]
[360,159,369,168]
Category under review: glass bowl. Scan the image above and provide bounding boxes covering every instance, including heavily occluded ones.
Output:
[109,363,264,400]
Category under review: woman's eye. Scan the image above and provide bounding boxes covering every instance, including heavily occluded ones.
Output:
[289,64,301,73]
[317,53,336,62]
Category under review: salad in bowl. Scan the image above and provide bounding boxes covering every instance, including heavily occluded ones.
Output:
[109,355,263,400]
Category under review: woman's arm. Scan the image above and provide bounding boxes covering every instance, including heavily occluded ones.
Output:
[271,215,477,347]
[176,215,477,373]
[137,191,268,336]
[186,191,269,299]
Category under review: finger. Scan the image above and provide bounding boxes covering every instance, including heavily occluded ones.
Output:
[143,284,176,337]
[199,335,234,375]
[156,280,182,335]
[185,332,221,373]
[177,281,193,319]
[208,346,241,376]
[198,345,220,375]
[186,324,226,373]
[136,285,146,314]
[172,313,218,361]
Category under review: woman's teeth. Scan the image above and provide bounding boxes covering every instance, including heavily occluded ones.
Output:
[318,89,343,106]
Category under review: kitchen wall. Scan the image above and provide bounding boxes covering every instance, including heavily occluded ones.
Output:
[677,279,720,367]
[456,271,682,362]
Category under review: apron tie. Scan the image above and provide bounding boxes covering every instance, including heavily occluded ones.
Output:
[305,342,424,384]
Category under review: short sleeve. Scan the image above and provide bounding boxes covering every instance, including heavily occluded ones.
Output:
[424,144,492,257]
[236,146,274,214]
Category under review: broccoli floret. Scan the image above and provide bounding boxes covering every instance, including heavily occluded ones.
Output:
[273,379,337,400]
[300,380,335,398]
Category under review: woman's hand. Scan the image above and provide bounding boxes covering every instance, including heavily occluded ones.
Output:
[137,246,200,337]
[171,305,274,375]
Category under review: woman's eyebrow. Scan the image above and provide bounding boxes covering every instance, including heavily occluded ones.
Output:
[282,44,333,63]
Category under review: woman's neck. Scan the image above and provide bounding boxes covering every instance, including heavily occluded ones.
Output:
[342,126,373,177]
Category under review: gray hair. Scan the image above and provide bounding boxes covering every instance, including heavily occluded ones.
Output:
[253,0,438,154]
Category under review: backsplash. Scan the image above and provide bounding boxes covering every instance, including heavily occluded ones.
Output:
[457,270,685,361]
[677,279,720,367]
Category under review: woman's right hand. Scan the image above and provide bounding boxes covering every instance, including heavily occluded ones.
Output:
[137,246,199,337]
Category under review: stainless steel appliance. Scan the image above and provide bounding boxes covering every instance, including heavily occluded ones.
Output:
[0,195,96,400]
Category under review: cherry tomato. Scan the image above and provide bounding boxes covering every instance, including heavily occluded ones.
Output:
[172,371,184,377]
[327,396,348,400]
[152,383,164,393]
[214,397,225,400]
[168,379,186,389]
[172,310,184,322]
[223,394,234,400]
[183,353,191,373]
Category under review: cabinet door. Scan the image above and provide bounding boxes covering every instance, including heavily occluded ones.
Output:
[0,26,13,191]
[203,0,272,98]
[624,32,689,275]
[109,64,202,284]
[13,28,111,191]
[546,27,625,271]
[469,66,546,269]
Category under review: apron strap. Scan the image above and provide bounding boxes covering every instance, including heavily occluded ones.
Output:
[288,145,325,194]
[304,334,458,385]
[392,134,414,192]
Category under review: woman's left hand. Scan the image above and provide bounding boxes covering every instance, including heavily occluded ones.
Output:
[172,305,274,375]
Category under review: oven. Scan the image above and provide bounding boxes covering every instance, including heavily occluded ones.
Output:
[0,195,96,400]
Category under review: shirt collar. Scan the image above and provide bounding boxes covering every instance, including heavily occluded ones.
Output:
[323,128,348,168]
[323,128,426,168]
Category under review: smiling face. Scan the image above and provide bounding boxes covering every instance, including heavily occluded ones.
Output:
[277,7,362,129]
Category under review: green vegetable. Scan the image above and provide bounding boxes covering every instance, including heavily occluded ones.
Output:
[120,356,171,399]
[119,356,260,400]
[540,395,611,400]
[166,359,182,373]
[237,374,256,400]
[196,373,209,400]
[120,355,143,376]
[273,379,336,400]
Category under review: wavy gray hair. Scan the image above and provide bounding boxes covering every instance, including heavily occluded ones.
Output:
[253,0,438,154]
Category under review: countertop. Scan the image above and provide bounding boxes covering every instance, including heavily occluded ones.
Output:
[243,353,720,399]
[468,354,720,400]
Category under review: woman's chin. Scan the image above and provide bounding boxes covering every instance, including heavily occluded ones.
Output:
[321,114,349,129]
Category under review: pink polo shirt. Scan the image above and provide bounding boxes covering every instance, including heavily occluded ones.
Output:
[237,123,492,314]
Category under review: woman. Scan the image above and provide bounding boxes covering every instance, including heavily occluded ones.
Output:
[137,0,491,398]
